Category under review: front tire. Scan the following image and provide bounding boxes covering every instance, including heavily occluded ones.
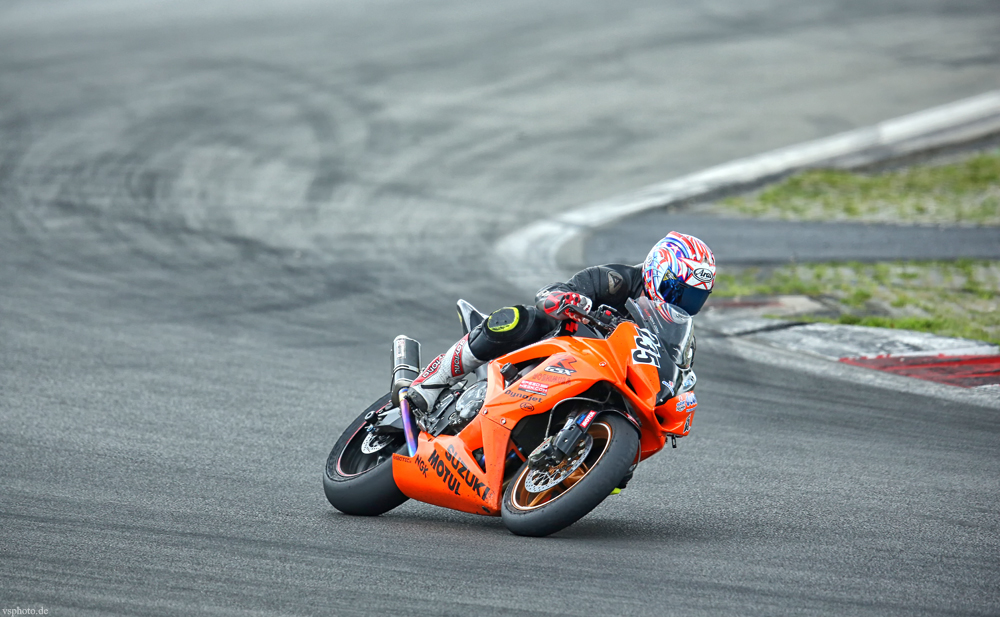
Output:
[324,394,409,516]
[502,412,638,537]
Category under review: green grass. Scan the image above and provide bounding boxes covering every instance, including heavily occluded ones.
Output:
[709,149,1000,343]
[713,261,1000,345]
[718,149,1000,225]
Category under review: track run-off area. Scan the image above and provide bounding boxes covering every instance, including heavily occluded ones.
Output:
[2,1,999,615]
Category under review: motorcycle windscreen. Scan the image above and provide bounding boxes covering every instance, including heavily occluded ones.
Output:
[625,296,694,367]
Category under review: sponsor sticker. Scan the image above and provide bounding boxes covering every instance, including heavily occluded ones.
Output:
[427,448,462,496]
[519,401,535,412]
[675,392,696,412]
[534,373,570,385]
[414,455,429,478]
[519,380,548,395]
[505,389,543,403]
[444,444,492,502]
[577,410,598,428]
[544,358,577,375]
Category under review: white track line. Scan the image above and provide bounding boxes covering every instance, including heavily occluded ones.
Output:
[494,90,1000,294]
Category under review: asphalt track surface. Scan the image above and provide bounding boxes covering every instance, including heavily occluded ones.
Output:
[2,1,1000,615]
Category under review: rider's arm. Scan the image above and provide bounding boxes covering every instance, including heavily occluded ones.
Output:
[534,264,642,315]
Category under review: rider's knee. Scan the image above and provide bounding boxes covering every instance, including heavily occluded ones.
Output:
[469,305,545,359]
[485,306,534,340]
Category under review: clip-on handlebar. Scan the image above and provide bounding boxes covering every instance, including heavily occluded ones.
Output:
[566,304,621,334]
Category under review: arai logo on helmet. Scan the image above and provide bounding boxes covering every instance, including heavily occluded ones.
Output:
[692,268,714,283]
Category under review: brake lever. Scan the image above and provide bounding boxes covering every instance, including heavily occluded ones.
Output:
[566,306,617,334]
[584,309,617,333]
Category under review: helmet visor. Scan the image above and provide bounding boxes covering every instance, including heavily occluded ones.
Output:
[659,278,711,315]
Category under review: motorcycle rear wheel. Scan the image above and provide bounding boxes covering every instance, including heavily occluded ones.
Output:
[324,393,409,516]
[501,412,638,537]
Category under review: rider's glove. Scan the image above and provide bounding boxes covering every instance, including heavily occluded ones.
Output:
[538,290,593,322]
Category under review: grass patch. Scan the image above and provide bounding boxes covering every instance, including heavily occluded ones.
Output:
[718,148,1000,225]
[713,260,1000,345]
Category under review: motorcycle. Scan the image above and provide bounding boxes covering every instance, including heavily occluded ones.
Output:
[323,295,700,537]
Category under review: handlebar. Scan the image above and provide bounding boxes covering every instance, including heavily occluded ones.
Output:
[566,304,623,334]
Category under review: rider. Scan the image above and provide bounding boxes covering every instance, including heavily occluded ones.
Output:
[404,231,716,414]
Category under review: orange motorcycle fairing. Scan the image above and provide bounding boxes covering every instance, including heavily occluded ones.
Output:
[392,409,521,516]
[391,318,699,515]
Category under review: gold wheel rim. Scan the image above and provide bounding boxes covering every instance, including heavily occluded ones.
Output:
[510,421,613,511]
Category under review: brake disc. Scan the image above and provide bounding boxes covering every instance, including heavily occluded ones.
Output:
[524,434,593,493]
[360,431,393,454]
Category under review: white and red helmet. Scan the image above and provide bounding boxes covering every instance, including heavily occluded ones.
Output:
[642,231,716,315]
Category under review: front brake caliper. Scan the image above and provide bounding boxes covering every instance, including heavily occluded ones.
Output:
[528,412,597,471]
[528,436,560,470]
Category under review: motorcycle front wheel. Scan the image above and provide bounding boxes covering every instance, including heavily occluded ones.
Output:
[324,393,409,516]
[501,412,639,537]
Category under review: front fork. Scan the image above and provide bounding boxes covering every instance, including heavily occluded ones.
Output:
[362,399,418,456]
[528,410,600,470]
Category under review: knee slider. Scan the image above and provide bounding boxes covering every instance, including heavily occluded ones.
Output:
[487,306,535,341]
[468,305,537,358]
[487,306,518,335]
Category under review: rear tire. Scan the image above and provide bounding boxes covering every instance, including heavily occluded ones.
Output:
[324,394,409,516]
[501,412,638,537]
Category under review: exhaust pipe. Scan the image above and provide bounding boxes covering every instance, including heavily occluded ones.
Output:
[390,335,421,457]
[390,335,421,406]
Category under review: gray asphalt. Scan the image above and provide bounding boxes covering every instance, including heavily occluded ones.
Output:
[587,211,1000,266]
[2,1,1000,615]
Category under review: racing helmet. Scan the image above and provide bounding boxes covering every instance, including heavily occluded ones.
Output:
[642,231,716,315]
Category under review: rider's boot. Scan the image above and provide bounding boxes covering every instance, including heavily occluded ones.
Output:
[405,335,485,414]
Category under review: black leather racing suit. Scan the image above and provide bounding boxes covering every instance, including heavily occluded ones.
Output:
[466,264,644,362]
